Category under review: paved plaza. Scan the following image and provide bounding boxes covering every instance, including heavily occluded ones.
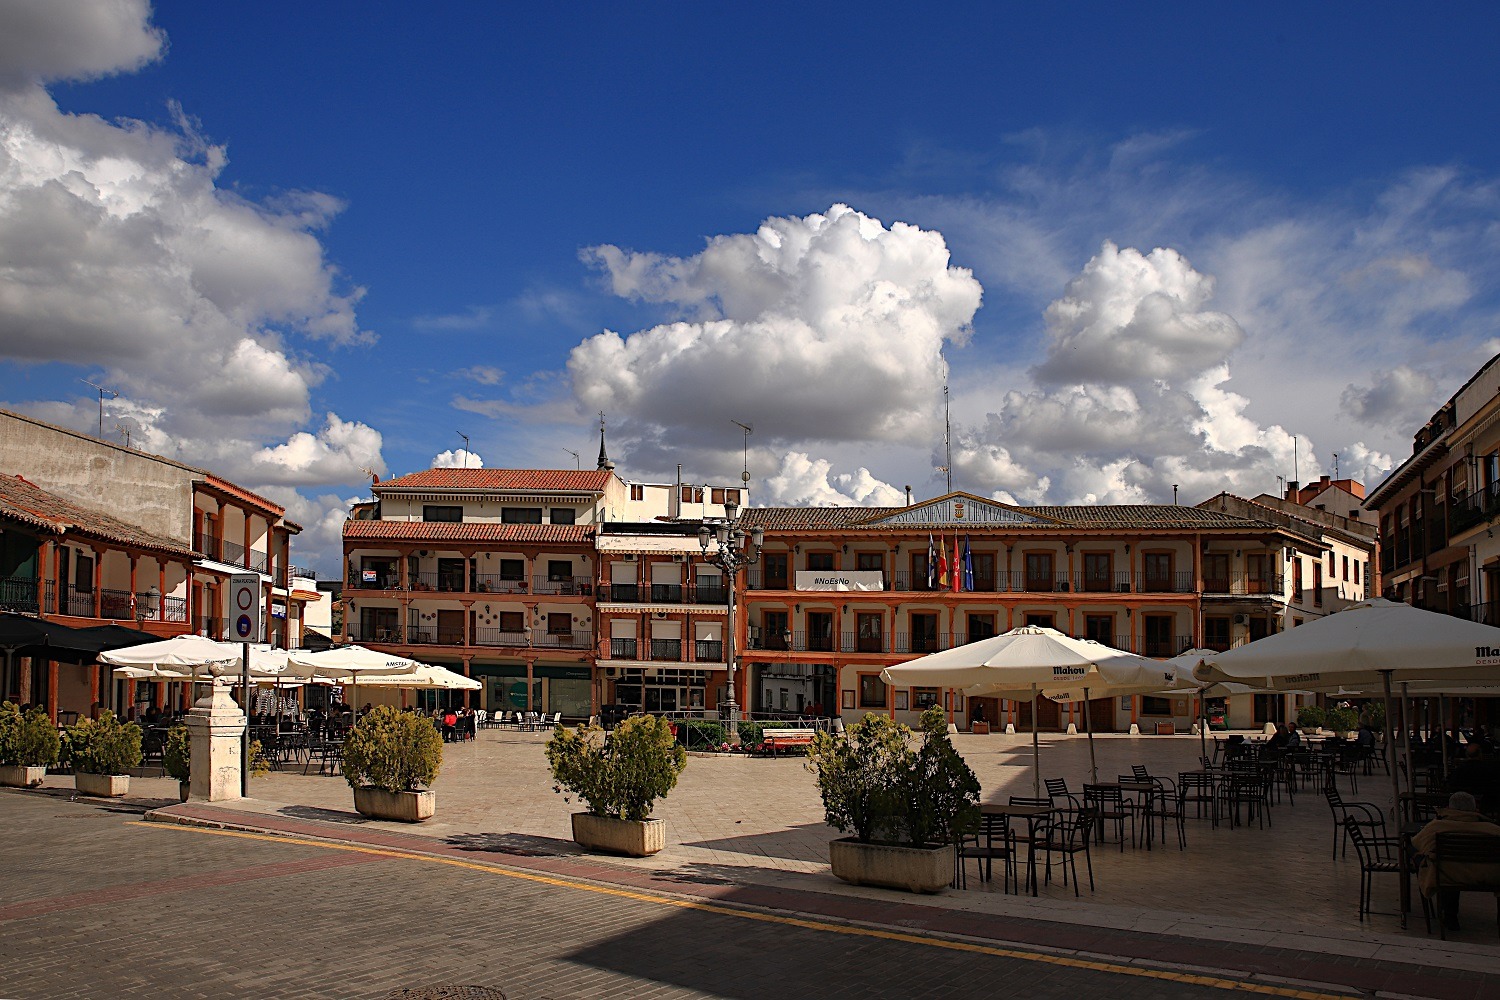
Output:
[3,729,1498,998]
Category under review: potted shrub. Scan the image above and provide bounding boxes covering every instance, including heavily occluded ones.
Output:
[342,706,442,821]
[1295,705,1326,734]
[163,725,191,801]
[1325,706,1359,739]
[69,711,143,797]
[0,702,61,787]
[807,707,979,894]
[546,714,687,856]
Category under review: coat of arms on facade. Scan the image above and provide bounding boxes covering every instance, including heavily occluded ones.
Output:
[954,501,965,519]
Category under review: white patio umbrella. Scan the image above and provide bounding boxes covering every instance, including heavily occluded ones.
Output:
[350,663,480,691]
[1039,649,1190,783]
[285,646,421,728]
[1195,598,1500,816]
[882,626,1167,792]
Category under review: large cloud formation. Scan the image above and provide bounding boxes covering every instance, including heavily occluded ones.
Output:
[568,204,982,446]
[950,241,1392,504]
[0,0,383,492]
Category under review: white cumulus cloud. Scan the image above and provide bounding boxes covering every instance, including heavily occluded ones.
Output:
[764,452,906,507]
[568,204,983,447]
[431,448,484,469]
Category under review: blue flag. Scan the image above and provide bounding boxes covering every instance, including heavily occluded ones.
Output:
[962,536,974,592]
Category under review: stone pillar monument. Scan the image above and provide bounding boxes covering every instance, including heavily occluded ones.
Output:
[184,684,245,801]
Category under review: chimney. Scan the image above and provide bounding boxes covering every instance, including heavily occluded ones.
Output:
[1286,480,1300,501]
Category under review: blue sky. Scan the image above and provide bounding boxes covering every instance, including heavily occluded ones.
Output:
[3,1,1500,572]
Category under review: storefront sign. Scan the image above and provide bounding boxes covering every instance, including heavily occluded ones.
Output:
[794,570,885,592]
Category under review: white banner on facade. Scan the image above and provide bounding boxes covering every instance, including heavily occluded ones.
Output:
[794,570,885,592]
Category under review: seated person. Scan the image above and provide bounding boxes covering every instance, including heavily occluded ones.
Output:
[1412,791,1500,931]
[1355,724,1376,749]
[1285,722,1301,749]
[1266,724,1291,751]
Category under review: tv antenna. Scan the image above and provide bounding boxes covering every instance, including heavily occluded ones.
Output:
[80,378,117,438]
[565,449,580,470]
[115,424,131,449]
[730,420,752,485]
[942,383,953,494]
[1332,452,1339,480]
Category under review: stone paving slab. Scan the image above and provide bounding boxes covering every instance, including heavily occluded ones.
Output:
[142,798,1495,999]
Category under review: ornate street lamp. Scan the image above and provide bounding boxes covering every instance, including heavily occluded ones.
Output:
[698,498,763,731]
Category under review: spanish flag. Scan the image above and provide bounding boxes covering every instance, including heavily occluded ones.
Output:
[937,534,950,589]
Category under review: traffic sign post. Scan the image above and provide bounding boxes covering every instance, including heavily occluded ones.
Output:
[228,575,261,796]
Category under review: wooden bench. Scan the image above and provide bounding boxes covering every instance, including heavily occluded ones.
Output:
[764,727,817,755]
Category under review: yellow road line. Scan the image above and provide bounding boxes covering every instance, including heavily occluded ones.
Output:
[130,821,1355,999]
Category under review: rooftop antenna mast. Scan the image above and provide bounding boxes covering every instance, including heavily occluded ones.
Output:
[565,449,580,470]
[1292,435,1299,489]
[730,419,753,487]
[1332,452,1339,480]
[115,424,131,449]
[943,383,953,494]
[80,378,117,438]
[456,432,471,468]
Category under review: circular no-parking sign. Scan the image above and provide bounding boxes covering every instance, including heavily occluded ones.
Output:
[236,614,253,638]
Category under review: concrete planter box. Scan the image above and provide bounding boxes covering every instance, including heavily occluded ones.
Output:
[74,772,129,798]
[571,813,666,857]
[0,764,46,788]
[829,837,954,894]
[352,786,435,822]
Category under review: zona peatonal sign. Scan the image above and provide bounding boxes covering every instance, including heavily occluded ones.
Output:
[228,573,262,642]
[794,570,885,592]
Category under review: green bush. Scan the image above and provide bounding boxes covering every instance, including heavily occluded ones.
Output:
[67,712,142,775]
[1325,707,1359,735]
[807,708,979,848]
[676,720,725,749]
[163,725,191,782]
[342,706,442,792]
[547,714,687,820]
[1295,705,1326,731]
[0,702,61,768]
[1359,701,1386,733]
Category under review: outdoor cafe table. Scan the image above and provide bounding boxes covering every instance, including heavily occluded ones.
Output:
[980,802,1051,896]
[1086,780,1159,850]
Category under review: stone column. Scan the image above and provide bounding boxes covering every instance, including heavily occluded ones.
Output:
[184,685,246,802]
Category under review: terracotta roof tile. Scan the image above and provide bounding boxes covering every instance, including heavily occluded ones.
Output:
[375,469,615,493]
[199,474,286,518]
[344,520,595,545]
[742,503,1283,533]
[0,475,194,556]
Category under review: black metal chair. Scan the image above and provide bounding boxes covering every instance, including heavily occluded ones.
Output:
[1219,769,1272,829]
[957,813,1015,893]
[1038,806,1097,896]
[1344,816,1404,923]
[1044,777,1083,814]
[1083,784,1136,850]
[1178,770,1218,827]
[1325,783,1384,859]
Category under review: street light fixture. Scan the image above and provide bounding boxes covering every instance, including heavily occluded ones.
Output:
[697,498,763,731]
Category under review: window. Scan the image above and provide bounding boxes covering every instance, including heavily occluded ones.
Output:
[550,507,576,525]
[856,613,883,652]
[1082,552,1112,591]
[630,484,644,501]
[1293,558,1303,601]
[855,551,883,573]
[422,505,463,523]
[1143,552,1173,590]
[1354,560,1361,584]
[74,552,94,592]
[1327,551,1335,576]
[1203,616,1231,651]
[1143,614,1174,657]
[724,488,740,505]
[909,613,938,653]
[501,507,542,524]
[1342,555,1349,581]
[806,551,835,571]
[1024,551,1053,591]
[858,674,887,709]
[710,488,741,505]
[1024,612,1054,628]
[1084,614,1113,645]
[1312,563,1323,607]
[1141,696,1172,716]
[966,613,996,642]
[913,687,940,709]
[498,559,524,581]
[1203,553,1230,593]
[547,560,573,581]
[548,613,572,635]
[679,486,704,503]
[971,552,996,591]
[497,611,525,632]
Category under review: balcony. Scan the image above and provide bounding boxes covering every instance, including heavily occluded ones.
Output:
[193,530,221,561]
[650,583,684,603]
[474,628,531,648]
[844,630,889,653]
[0,576,40,615]
[1201,572,1285,597]
[648,638,682,661]
[609,637,639,659]
[694,639,723,661]
[346,622,403,644]
[473,575,528,594]
[347,569,400,590]
[1078,571,1135,594]
[533,629,593,650]
[1136,571,1195,594]
[194,615,228,640]
[531,575,592,596]
[604,580,728,604]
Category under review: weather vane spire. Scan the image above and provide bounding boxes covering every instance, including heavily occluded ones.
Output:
[596,411,615,471]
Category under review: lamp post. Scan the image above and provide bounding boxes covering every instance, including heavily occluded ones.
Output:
[698,499,763,732]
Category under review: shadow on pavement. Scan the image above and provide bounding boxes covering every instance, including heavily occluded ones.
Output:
[443,832,580,857]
